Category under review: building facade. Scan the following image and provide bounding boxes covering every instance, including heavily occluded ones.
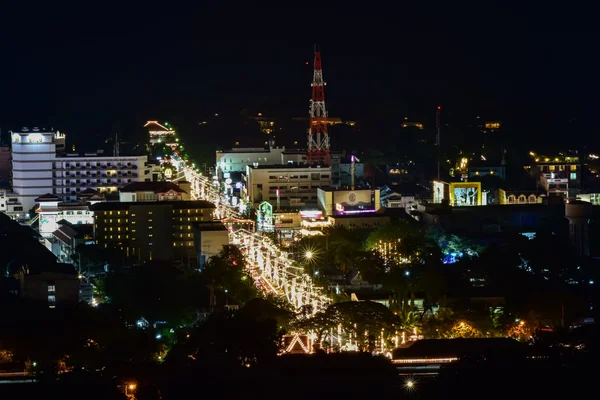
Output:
[90,200,216,265]
[118,181,190,202]
[10,127,149,211]
[216,141,286,174]
[246,164,332,208]
[531,153,580,198]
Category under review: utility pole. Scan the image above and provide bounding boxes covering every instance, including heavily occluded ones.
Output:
[436,106,441,180]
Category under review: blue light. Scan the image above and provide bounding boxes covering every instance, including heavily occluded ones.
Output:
[405,270,410,276]
[156,334,162,340]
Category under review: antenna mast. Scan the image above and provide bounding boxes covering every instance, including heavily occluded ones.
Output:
[114,132,120,157]
[307,49,330,165]
[436,106,441,180]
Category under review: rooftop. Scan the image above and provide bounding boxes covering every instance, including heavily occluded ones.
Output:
[89,200,216,211]
[120,181,187,194]
[248,164,331,170]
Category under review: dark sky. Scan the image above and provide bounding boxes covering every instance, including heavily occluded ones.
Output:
[1,4,598,148]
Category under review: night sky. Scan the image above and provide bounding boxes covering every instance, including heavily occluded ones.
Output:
[1,4,598,149]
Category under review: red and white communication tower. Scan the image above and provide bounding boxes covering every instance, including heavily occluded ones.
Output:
[307,51,330,165]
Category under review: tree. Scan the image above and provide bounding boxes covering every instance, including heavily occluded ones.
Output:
[200,245,257,305]
[105,261,198,327]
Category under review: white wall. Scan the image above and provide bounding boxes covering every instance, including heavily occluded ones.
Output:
[247,165,332,207]
[216,146,286,173]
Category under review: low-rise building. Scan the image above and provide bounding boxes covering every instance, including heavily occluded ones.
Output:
[530,152,580,198]
[193,221,229,269]
[16,263,80,308]
[48,220,94,265]
[35,194,98,238]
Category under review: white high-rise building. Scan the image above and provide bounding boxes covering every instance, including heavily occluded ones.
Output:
[10,127,149,211]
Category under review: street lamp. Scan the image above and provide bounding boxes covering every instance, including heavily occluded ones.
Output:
[125,383,136,397]
[305,251,313,259]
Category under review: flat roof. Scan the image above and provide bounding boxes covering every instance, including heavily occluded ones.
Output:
[249,164,331,170]
[89,200,215,211]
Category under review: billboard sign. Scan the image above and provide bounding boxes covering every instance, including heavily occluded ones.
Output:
[432,181,448,204]
[333,190,373,213]
[449,182,482,206]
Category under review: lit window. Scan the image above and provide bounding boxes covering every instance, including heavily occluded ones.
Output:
[149,226,153,230]
[118,227,121,232]
[48,285,55,292]
[117,211,121,215]
[149,234,153,237]
[570,172,577,180]
[148,211,153,215]
[48,295,56,304]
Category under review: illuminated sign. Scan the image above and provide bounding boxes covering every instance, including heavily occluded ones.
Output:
[449,182,482,206]
[432,181,449,204]
[164,168,173,179]
[11,134,20,143]
[333,190,373,213]
[28,133,44,143]
[225,178,232,184]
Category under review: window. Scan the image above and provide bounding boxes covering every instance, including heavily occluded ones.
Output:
[570,165,577,171]
[48,285,56,292]
[570,172,577,180]
[48,295,56,304]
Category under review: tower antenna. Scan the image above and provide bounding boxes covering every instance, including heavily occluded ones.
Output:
[436,106,441,180]
[307,49,330,165]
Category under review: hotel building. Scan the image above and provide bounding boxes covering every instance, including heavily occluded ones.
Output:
[10,127,149,212]
[89,200,216,266]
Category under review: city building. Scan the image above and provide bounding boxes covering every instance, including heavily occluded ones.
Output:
[193,221,229,269]
[10,127,149,212]
[47,220,94,265]
[467,163,505,180]
[145,120,177,147]
[433,181,485,206]
[530,152,580,198]
[0,146,11,188]
[35,193,99,238]
[90,200,216,266]
[16,263,80,307]
[245,164,332,208]
[317,187,381,217]
[216,140,286,174]
[498,189,543,205]
[118,181,190,202]
[0,189,25,219]
[539,172,568,198]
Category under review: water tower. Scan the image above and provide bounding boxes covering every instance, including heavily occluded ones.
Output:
[565,200,593,256]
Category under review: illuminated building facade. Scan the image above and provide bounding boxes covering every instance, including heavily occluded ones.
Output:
[90,200,216,265]
[216,141,287,174]
[449,182,483,206]
[530,152,580,198]
[118,181,190,202]
[246,164,332,208]
[317,188,381,217]
[144,121,177,147]
[498,190,543,205]
[34,193,99,238]
[10,127,149,211]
